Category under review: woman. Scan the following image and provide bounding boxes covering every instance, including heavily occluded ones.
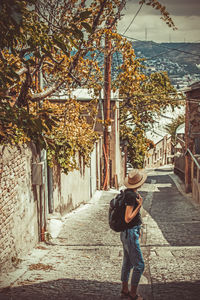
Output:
[120,169,147,300]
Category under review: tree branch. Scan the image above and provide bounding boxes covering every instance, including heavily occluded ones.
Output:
[92,0,108,31]
[120,116,135,124]
[19,47,32,59]
[16,67,32,107]
[30,79,65,101]
[109,0,126,28]
[31,54,46,77]
[17,67,28,76]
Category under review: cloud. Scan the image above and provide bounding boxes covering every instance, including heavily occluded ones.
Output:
[125,0,200,17]
[118,1,200,42]
[118,15,200,42]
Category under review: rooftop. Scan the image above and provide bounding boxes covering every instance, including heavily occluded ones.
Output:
[49,88,120,102]
[185,81,200,93]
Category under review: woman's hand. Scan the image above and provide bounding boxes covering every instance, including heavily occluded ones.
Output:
[125,193,143,224]
[136,194,143,207]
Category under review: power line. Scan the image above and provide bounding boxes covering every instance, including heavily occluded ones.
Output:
[120,34,200,59]
[123,3,144,35]
[146,49,177,60]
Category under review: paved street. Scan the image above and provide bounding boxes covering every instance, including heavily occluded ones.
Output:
[0,166,200,300]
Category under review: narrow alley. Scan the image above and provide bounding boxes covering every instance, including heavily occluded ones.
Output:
[0,166,200,300]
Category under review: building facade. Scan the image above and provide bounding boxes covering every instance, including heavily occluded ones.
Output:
[0,89,124,273]
[144,132,172,168]
[184,82,200,203]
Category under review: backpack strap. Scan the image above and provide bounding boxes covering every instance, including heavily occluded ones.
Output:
[123,190,128,238]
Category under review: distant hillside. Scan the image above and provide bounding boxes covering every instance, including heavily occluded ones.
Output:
[83,42,200,84]
[132,41,200,74]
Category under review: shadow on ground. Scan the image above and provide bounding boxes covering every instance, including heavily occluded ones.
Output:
[0,278,200,300]
[142,170,200,246]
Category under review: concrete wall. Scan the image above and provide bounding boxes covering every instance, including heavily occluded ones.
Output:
[51,161,91,216]
[174,155,185,180]
[119,152,126,186]
[115,101,122,185]
[96,139,103,190]
[0,141,103,271]
[0,132,122,270]
[110,100,122,188]
[90,145,97,197]
[59,167,91,215]
[0,145,38,273]
[0,142,100,271]
[52,139,103,216]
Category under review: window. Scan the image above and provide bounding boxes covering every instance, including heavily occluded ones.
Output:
[195,137,200,154]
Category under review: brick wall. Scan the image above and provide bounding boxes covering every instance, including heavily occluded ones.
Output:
[0,144,38,273]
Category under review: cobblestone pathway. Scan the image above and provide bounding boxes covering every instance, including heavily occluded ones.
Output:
[0,166,200,300]
[143,167,200,300]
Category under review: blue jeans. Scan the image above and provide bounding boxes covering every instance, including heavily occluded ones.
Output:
[120,225,145,286]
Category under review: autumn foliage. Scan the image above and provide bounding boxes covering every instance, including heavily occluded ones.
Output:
[0,0,178,172]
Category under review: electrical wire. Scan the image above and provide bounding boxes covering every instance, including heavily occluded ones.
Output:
[120,34,200,59]
[146,49,177,60]
[123,3,144,35]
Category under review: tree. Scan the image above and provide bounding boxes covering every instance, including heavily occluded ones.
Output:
[165,114,185,144]
[0,0,128,172]
[0,0,128,103]
[0,0,176,172]
[0,0,176,105]
[111,36,180,167]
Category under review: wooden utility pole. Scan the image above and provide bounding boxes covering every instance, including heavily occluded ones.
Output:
[103,25,112,190]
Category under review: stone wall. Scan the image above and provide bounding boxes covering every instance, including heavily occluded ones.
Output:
[0,136,123,272]
[0,145,38,273]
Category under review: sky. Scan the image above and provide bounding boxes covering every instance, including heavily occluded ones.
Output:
[117,0,200,43]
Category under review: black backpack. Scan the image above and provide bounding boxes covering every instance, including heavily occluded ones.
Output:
[108,190,128,232]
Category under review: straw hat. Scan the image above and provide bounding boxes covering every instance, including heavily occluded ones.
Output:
[124,169,147,189]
